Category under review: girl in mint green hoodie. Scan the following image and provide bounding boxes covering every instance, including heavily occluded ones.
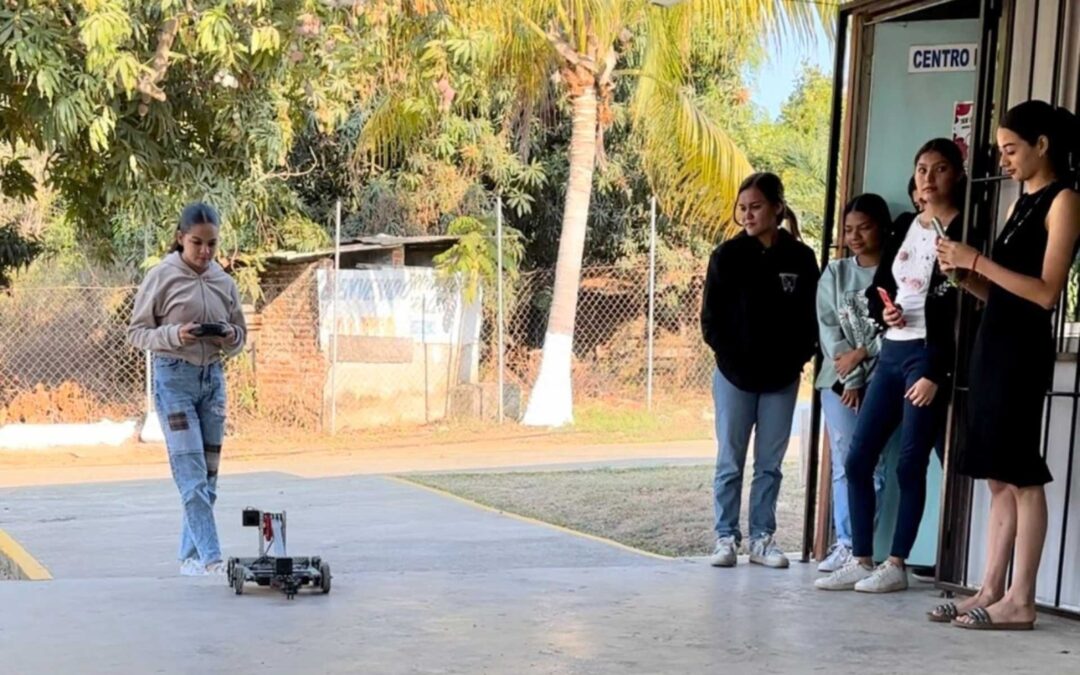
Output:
[814,194,891,574]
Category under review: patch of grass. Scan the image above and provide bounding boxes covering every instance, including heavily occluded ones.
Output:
[403,461,805,558]
[570,397,712,441]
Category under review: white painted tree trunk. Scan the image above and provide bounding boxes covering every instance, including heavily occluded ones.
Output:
[522,86,598,427]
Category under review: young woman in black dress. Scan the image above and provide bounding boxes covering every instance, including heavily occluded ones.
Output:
[935,101,1080,630]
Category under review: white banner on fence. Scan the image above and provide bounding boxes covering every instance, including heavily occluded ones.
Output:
[315,267,480,351]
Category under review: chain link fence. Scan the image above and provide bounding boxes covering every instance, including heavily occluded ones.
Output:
[0,259,716,430]
[484,261,714,407]
[0,286,145,424]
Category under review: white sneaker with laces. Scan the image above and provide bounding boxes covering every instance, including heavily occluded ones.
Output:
[204,561,228,577]
[854,560,909,593]
[709,536,738,567]
[179,558,207,577]
[747,535,789,568]
[814,558,873,590]
[817,542,853,573]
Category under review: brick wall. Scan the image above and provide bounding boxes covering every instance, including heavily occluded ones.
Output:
[252,260,330,428]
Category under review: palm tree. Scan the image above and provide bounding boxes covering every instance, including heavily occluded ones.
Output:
[361,0,830,426]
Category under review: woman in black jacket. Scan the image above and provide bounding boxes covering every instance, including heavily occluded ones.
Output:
[815,139,967,593]
[701,172,819,570]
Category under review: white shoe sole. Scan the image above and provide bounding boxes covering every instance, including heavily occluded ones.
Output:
[815,580,859,591]
[709,556,737,568]
[750,556,789,569]
[854,581,908,593]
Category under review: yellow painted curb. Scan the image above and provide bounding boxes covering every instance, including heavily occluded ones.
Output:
[0,528,52,581]
[386,475,674,562]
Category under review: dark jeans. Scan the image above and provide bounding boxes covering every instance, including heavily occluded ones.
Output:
[846,339,947,559]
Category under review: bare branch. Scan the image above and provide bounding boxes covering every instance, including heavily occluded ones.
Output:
[257,152,319,183]
[136,18,180,111]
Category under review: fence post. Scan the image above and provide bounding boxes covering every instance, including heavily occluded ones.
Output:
[144,350,152,418]
[496,195,505,424]
[647,195,657,411]
[330,199,341,435]
[141,224,157,441]
[422,293,430,424]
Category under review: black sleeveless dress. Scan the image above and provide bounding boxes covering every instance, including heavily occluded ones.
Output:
[960,183,1069,487]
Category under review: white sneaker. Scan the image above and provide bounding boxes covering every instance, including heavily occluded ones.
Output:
[709,536,738,567]
[854,561,909,593]
[179,558,207,576]
[814,558,873,590]
[204,561,228,577]
[747,535,789,568]
[817,542,853,573]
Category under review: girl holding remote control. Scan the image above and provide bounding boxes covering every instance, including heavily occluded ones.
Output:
[128,202,247,577]
[934,101,1080,630]
[816,139,966,593]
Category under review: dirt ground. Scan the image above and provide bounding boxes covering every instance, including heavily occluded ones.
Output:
[0,426,719,489]
[0,395,718,487]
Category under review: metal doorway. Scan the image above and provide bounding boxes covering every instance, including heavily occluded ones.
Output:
[810,0,1080,619]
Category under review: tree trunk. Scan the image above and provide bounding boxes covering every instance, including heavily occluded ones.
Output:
[522,85,598,427]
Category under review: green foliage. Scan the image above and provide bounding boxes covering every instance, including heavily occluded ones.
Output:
[0,156,36,202]
[0,0,371,269]
[734,64,832,252]
[290,5,550,240]
[0,223,42,286]
[0,1,835,291]
[433,214,524,308]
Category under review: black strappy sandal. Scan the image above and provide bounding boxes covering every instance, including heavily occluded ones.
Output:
[927,602,964,623]
[952,606,1034,631]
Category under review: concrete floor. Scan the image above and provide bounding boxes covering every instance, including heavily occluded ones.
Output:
[1,472,1078,674]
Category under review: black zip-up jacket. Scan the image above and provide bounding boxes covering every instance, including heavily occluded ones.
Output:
[866,211,969,386]
[701,229,820,393]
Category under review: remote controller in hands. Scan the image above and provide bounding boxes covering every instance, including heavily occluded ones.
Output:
[191,322,229,338]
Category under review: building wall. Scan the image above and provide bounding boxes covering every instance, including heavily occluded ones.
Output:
[330,344,462,428]
[862,19,980,215]
[253,260,330,429]
[316,266,481,431]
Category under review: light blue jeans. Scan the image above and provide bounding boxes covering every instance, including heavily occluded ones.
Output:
[712,368,798,543]
[154,356,226,566]
[819,388,886,549]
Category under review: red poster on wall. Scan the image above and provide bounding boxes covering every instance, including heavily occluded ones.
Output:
[953,101,974,161]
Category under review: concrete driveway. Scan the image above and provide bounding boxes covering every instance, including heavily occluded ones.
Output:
[1,471,1078,674]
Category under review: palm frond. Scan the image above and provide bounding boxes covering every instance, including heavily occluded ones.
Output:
[355,93,436,170]
[630,0,833,240]
[634,75,753,240]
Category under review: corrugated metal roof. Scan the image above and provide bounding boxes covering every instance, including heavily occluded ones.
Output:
[264,234,461,264]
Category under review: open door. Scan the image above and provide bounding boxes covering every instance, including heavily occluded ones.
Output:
[809,0,1001,565]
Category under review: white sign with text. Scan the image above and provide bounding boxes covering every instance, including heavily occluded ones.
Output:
[908,44,978,73]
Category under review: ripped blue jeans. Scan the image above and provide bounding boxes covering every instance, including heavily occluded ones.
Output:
[153,356,226,566]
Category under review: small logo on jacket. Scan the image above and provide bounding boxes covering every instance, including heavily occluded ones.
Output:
[779,273,798,294]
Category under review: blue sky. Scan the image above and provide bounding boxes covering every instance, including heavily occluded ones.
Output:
[749,21,835,118]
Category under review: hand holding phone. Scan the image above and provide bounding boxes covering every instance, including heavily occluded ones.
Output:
[930,216,947,240]
[876,287,897,312]
[877,287,906,328]
[930,216,960,285]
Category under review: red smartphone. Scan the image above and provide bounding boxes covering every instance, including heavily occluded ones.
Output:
[876,287,897,312]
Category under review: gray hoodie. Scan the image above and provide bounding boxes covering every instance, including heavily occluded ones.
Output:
[128,252,247,365]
